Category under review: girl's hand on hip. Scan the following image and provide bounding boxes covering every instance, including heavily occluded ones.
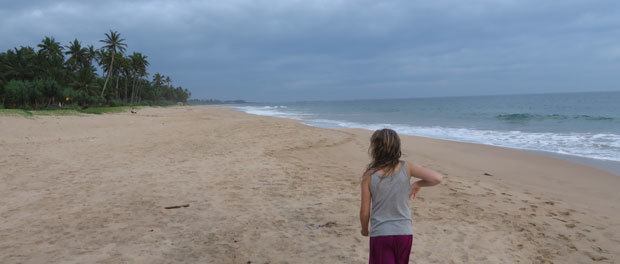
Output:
[410,182,421,200]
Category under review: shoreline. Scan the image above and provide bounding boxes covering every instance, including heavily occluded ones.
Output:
[228,106,620,176]
[530,150,620,176]
[1,106,618,263]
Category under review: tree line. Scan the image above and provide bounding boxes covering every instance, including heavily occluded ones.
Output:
[0,30,190,109]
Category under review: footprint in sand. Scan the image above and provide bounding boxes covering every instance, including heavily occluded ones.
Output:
[453,231,465,243]
[584,251,608,262]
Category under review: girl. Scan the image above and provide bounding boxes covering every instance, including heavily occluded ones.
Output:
[360,129,443,264]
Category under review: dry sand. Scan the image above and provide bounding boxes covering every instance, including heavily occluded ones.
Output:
[1,106,619,263]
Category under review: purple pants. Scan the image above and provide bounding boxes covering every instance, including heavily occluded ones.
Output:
[369,235,413,264]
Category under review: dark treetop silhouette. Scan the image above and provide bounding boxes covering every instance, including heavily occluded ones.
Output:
[0,30,190,109]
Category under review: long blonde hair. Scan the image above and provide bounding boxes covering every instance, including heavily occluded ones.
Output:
[367,128,402,176]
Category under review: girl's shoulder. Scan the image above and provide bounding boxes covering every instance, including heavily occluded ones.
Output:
[401,160,415,176]
[362,168,378,179]
[361,168,377,184]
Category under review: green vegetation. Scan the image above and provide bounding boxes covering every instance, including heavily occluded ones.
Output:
[0,106,137,117]
[78,106,134,115]
[0,30,190,111]
[0,108,34,117]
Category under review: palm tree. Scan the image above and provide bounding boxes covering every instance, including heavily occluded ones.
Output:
[65,39,85,72]
[37,36,64,79]
[151,73,165,101]
[112,52,124,99]
[97,49,111,74]
[99,30,127,97]
[164,76,171,87]
[153,72,164,87]
[70,45,98,97]
[65,39,93,97]
[118,55,133,101]
[37,36,64,61]
[128,52,149,103]
[1,47,38,81]
[85,45,97,68]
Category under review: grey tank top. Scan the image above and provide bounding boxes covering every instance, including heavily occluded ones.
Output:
[369,161,413,237]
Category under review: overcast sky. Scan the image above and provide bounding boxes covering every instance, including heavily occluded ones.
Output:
[1,0,619,102]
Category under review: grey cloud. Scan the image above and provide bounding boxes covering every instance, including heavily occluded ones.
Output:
[1,0,619,101]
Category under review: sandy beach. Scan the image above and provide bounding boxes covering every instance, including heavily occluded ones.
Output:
[1,106,619,263]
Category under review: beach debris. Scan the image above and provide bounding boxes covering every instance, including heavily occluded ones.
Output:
[164,204,189,209]
[319,221,337,228]
[305,221,338,230]
[585,251,608,262]
[483,172,493,176]
[592,246,609,254]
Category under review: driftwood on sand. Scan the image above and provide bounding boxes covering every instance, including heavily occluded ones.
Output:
[164,204,189,209]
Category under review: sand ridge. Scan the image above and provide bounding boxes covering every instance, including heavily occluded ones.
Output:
[1,106,618,263]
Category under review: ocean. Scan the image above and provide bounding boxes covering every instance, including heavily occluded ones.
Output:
[233,91,620,166]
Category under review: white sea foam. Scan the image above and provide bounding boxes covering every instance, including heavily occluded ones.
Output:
[234,106,620,162]
[234,105,307,120]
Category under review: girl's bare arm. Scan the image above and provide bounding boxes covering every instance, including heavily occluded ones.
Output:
[359,171,372,236]
[407,161,442,199]
[408,161,443,185]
